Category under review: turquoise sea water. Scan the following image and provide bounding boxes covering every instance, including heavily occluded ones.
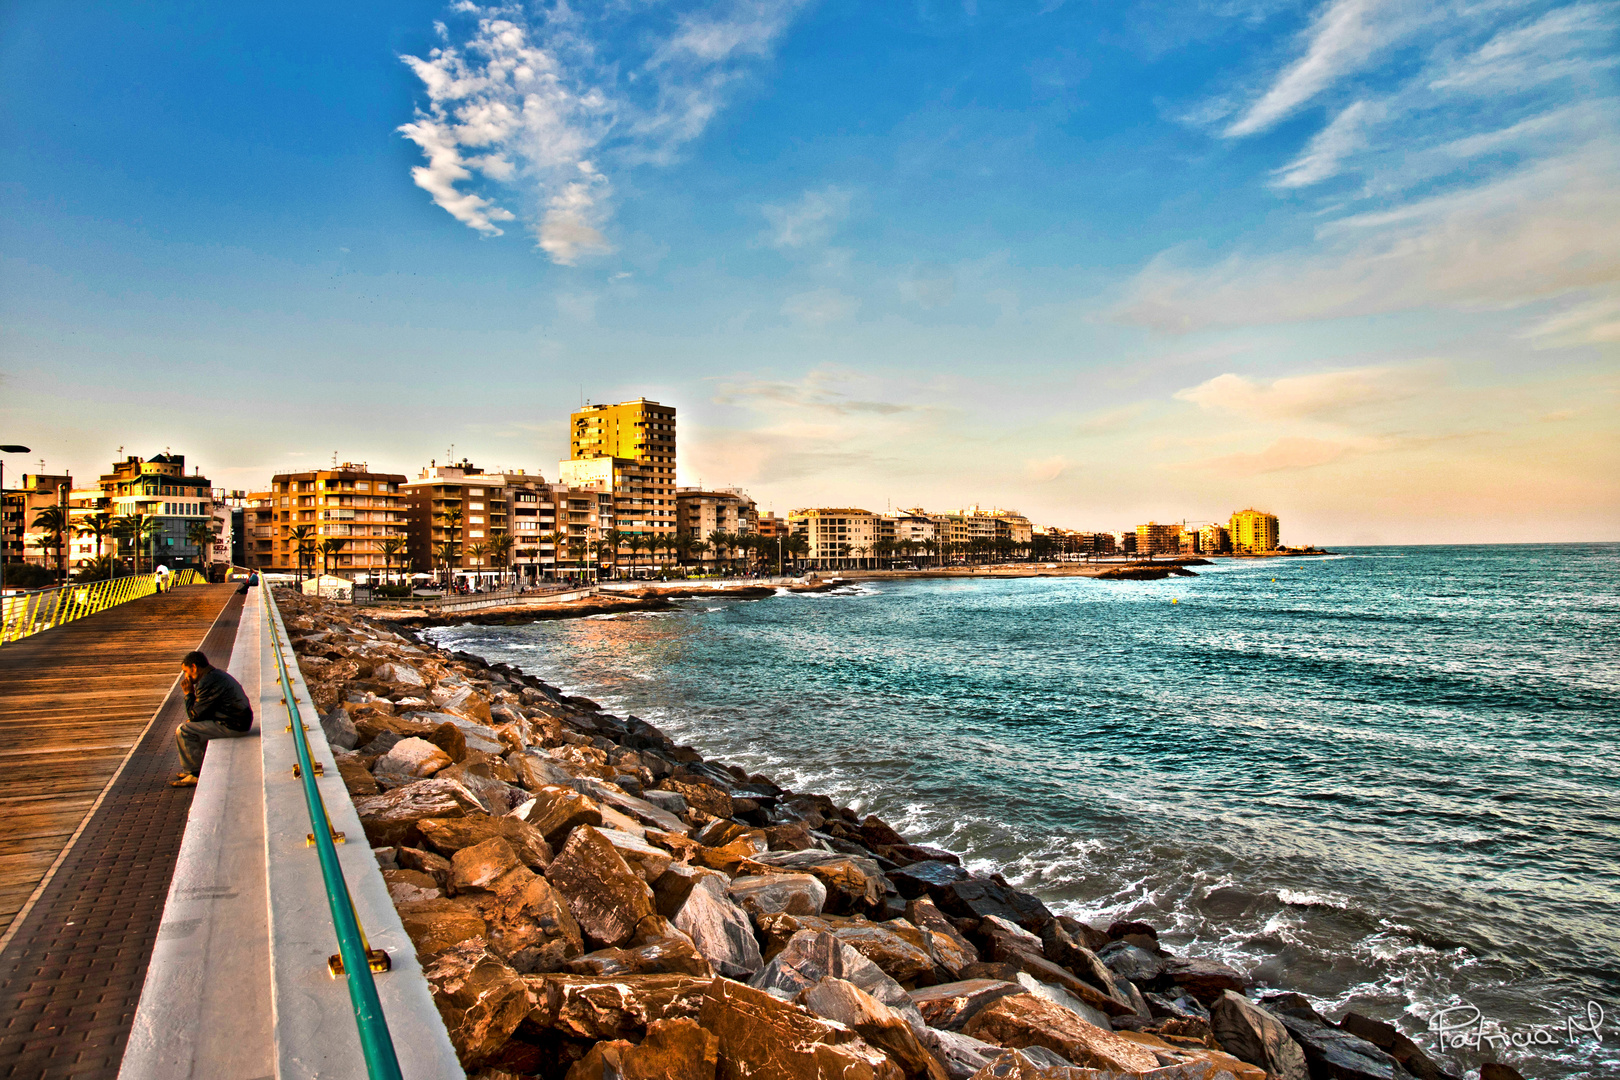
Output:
[425,545,1620,1079]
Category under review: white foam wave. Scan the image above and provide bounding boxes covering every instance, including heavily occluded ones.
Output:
[1278,888,1354,910]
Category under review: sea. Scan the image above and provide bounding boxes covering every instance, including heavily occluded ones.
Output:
[422,544,1620,1079]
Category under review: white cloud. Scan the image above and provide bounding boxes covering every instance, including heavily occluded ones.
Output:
[400,2,807,263]
[782,288,861,327]
[1175,365,1439,420]
[762,187,852,249]
[1271,99,1377,188]
[1224,0,1399,137]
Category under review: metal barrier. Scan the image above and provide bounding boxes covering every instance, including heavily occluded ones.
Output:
[0,569,204,645]
[261,585,405,1080]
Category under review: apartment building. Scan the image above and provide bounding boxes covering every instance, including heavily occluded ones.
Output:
[1136,521,1183,557]
[3,473,73,573]
[63,454,216,574]
[788,508,892,568]
[563,399,677,553]
[755,512,788,540]
[260,464,408,578]
[1199,523,1231,554]
[893,510,936,545]
[1229,509,1280,553]
[677,487,758,570]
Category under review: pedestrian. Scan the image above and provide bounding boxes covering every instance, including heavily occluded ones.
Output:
[171,649,253,787]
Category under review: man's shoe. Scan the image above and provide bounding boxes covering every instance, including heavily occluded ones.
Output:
[170,773,198,788]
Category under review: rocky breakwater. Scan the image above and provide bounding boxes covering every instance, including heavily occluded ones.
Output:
[277,587,1481,1080]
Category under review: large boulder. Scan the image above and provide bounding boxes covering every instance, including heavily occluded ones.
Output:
[451,836,523,891]
[373,661,426,686]
[981,927,1133,1018]
[525,973,712,1041]
[1268,1000,1412,1080]
[730,874,829,918]
[1339,1012,1461,1080]
[799,977,949,1080]
[596,827,675,883]
[320,705,360,751]
[919,1029,1002,1080]
[422,940,535,1067]
[1161,956,1248,1005]
[518,784,606,847]
[674,875,764,979]
[545,825,657,948]
[1013,973,1113,1032]
[699,976,905,1080]
[908,980,1026,1031]
[417,814,553,870]
[936,878,1052,934]
[353,777,488,847]
[826,917,940,987]
[438,755,529,815]
[907,898,978,978]
[961,994,1161,1073]
[472,862,585,973]
[655,778,733,819]
[752,930,920,1022]
[653,862,730,918]
[1209,990,1308,1080]
[1096,941,1165,984]
[750,850,887,914]
[563,1016,719,1080]
[566,928,714,979]
[394,897,487,957]
[432,684,495,726]
[588,781,691,835]
[507,748,577,791]
[889,860,969,899]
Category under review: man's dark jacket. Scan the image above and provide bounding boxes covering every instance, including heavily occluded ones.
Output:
[186,667,254,731]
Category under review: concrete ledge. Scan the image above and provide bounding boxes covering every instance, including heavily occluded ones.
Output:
[260,588,464,1080]
[121,587,273,1080]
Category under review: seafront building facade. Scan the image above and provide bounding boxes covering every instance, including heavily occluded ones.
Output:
[1229,509,1280,553]
[256,464,408,579]
[69,454,216,575]
[562,399,678,553]
[1135,521,1182,557]
[677,487,757,571]
[4,472,73,574]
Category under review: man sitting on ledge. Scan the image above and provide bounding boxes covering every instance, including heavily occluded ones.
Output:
[171,649,253,788]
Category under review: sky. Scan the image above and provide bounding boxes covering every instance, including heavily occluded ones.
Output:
[2,0,1616,545]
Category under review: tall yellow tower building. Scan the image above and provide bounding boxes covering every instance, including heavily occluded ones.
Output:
[1229,508,1280,553]
[561,398,678,540]
[570,399,676,466]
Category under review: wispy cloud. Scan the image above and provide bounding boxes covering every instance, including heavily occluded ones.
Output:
[399,1,807,263]
[761,187,852,249]
[782,287,860,327]
[1175,364,1440,420]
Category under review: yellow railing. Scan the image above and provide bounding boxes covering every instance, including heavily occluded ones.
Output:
[0,569,204,645]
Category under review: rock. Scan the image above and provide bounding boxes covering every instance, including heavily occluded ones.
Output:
[396,897,489,958]
[937,878,1053,934]
[374,661,426,686]
[655,778,733,819]
[546,825,658,948]
[439,755,529,815]
[908,980,1027,1031]
[1479,1066,1525,1080]
[563,1017,718,1080]
[765,821,818,851]
[417,815,554,870]
[423,940,535,1067]
[752,930,921,1023]
[1338,1013,1460,1080]
[799,977,949,1080]
[1107,1030,1268,1080]
[750,850,887,914]
[828,917,940,987]
[375,737,453,781]
[595,828,675,883]
[642,789,689,818]
[354,777,489,847]
[960,962,1024,984]
[321,706,360,750]
[919,1028,1002,1080]
[507,748,576,791]
[335,754,380,796]
[1054,916,1112,954]
[674,875,764,979]
[426,720,469,763]
[1039,924,1117,996]
[1209,990,1308,1080]
[699,976,905,1080]
[451,836,524,891]
[1146,992,1210,1022]
[1097,941,1166,985]
[730,874,829,918]
[433,684,495,726]
[566,929,714,978]
[697,831,772,873]
[383,868,443,903]
[961,994,1160,1073]
[1161,956,1248,1005]
[398,845,454,890]
[588,782,691,835]
[890,861,970,900]
[525,973,712,1041]
[518,784,606,847]
[1269,1001,1410,1080]
[475,864,584,973]
[1014,973,1113,1031]
[652,862,729,919]
[982,929,1134,1018]
[907,898,978,978]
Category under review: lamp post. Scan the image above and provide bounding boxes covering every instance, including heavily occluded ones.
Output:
[0,445,34,598]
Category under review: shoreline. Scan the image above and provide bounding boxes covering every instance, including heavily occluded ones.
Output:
[280,585,1483,1080]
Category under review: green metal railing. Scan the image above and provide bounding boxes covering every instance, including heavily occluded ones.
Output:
[0,569,203,645]
[262,584,405,1080]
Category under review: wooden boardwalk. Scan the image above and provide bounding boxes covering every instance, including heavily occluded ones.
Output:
[0,584,238,940]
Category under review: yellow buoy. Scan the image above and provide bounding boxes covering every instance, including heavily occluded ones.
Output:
[1171,598,1178,603]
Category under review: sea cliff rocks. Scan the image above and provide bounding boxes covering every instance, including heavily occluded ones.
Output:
[278,589,1435,1080]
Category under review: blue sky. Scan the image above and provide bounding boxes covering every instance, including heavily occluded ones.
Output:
[3,0,1616,543]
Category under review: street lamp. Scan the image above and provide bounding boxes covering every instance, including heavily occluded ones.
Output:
[1,444,34,598]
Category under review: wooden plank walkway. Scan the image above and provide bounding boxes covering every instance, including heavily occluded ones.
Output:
[0,585,239,939]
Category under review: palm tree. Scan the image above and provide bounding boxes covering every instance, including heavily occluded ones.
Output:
[708,530,730,576]
[434,541,457,586]
[319,537,348,578]
[466,541,488,587]
[75,511,116,575]
[601,528,626,579]
[187,519,221,575]
[287,524,317,585]
[437,507,464,587]
[377,536,408,587]
[566,536,588,579]
[31,506,70,584]
[78,554,121,582]
[487,532,514,587]
[115,513,161,577]
[537,531,562,580]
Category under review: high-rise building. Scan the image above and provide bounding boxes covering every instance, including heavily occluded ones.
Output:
[4,473,72,573]
[561,398,678,550]
[262,464,408,578]
[677,487,757,570]
[1136,520,1182,556]
[1229,509,1280,553]
[789,508,889,568]
[1200,523,1231,554]
[70,454,214,574]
